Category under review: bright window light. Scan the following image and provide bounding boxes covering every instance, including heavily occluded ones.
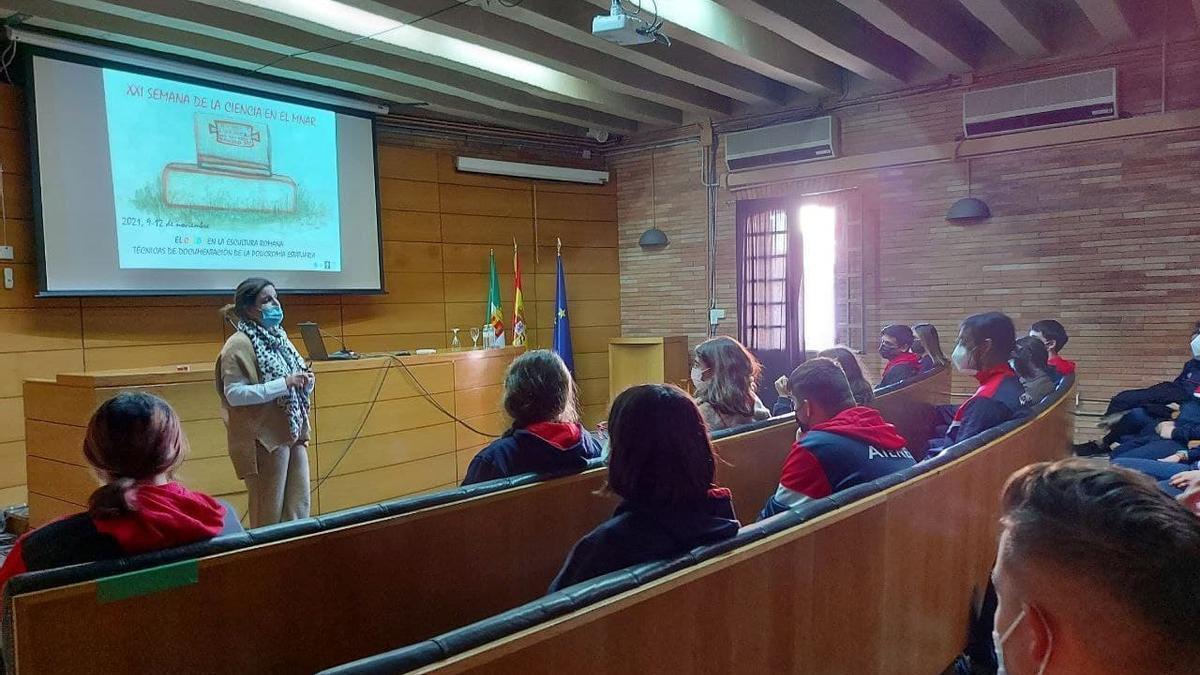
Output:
[799,204,837,351]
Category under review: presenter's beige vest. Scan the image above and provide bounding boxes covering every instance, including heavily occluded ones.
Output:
[215,332,310,478]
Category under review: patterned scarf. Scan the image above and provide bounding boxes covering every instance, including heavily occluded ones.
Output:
[237,319,310,439]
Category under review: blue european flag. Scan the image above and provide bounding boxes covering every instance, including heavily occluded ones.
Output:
[552,248,574,373]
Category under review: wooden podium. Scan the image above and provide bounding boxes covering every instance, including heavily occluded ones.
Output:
[608,336,690,401]
[21,347,523,527]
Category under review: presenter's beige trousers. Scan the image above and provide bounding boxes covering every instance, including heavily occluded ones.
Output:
[244,441,310,527]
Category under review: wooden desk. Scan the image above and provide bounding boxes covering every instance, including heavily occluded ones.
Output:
[21,347,523,526]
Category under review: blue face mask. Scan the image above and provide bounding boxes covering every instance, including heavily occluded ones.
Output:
[260,304,284,328]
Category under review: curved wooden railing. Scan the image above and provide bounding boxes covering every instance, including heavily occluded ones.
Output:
[2,369,948,674]
[323,375,1073,675]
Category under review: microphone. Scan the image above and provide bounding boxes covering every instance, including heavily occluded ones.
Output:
[317,326,358,360]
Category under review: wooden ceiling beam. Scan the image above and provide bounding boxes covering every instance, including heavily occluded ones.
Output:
[956,0,1051,57]
[835,0,977,73]
[1072,0,1135,43]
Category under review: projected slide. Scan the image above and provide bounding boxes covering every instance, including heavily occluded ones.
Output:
[102,69,343,272]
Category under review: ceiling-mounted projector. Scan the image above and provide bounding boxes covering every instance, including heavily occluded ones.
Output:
[592,0,657,46]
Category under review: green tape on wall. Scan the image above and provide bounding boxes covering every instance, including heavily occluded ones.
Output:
[96,559,199,603]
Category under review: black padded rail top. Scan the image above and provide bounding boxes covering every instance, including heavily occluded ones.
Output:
[2,458,606,599]
[871,363,948,398]
[320,373,1074,675]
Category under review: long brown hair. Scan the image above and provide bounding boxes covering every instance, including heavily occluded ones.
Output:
[606,384,716,508]
[694,336,761,417]
[913,323,948,366]
[817,346,873,405]
[503,350,579,428]
[220,277,274,323]
[85,392,187,518]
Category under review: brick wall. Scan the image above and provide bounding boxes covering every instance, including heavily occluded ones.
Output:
[613,39,1200,429]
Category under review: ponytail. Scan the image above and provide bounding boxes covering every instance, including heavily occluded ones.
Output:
[88,477,140,518]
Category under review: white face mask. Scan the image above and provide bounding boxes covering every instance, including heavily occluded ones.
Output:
[690,366,706,389]
[951,343,977,375]
[1190,334,1200,360]
[994,606,1052,675]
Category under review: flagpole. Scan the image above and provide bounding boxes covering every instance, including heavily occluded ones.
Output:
[557,237,561,256]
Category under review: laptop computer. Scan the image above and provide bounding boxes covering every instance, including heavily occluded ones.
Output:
[298,322,356,360]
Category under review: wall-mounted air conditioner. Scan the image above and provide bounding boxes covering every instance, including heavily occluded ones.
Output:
[725,116,838,172]
[963,68,1117,138]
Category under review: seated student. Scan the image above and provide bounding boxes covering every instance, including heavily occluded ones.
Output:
[461,350,601,485]
[877,324,922,388]
[549,384,739,591]
[760,358,914,518]
[770,347,873,416]
[1104,392,1200,461]
[1011,336,1058,407]
[937,312,1024,447]
[0,392,241,592]
[992,459,1200,675]
[1029,319,1076,377]
[821,347,875,406]
[691,336,770,432]
[913,322,949,373]
[1084,322,1200,453]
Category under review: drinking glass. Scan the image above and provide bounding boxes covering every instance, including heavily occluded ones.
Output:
[469,327,481,349]
[450,328,461,350]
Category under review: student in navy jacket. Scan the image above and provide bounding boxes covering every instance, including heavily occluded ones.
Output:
[462,350,601,486]
[1081,323,1200,455]
[549,384,740,591]
[761,358,914,518]
[936,312,1025,448]
[913,323,949,373]
[877,324,923,388]
[0,392,242,594]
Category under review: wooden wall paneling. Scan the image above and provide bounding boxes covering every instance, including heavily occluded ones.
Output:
[381,241,443,273]
[313,392,456,443]
[341,272,444,304]
[533,246,619,274]
[315,423,457,478]
[176,456,247,497]
[22,380,98,426]
[533,273,620,301]
[439,184,533,218]
[0,308,83,353]
[83,343,228,372]
[532,300,620,328]
[25,456,98,505]
[341,302,447,336]
[534,191,619,221]
[380,210,442,243]
[0,350,84,398]
[440,214,536,245]
[24,419,85,466]
[317,453,458,512]
[455,412,509,452]
[340,333,448,353]
[534,219,619,248]
[314,362,453,407]
[24,492,79,523]
[0,485,26,508]
[0,440,26,488]
[377,146,439,181]
[379,178,439,212]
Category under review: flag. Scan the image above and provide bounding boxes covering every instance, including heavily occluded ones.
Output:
[552,239,574,373]
[487,250,505,347]
[512,241,526,347]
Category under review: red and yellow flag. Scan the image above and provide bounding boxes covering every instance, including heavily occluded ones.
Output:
[512,241,526,346]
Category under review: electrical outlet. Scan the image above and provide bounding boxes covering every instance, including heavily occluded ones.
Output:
[709,308,726,324]
[3,268,12,290]
[0,246,12,260]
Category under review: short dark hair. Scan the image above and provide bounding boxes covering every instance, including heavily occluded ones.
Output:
[961,311,1015,362]
[880,324,914,348]
[606,384,715,508]
[1000,459,1200,658]
[222,277,274,322]
[1031,319,1069,351]
[503,350,577,428]
[787,357,855,413]
[1011,336,1051,381]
